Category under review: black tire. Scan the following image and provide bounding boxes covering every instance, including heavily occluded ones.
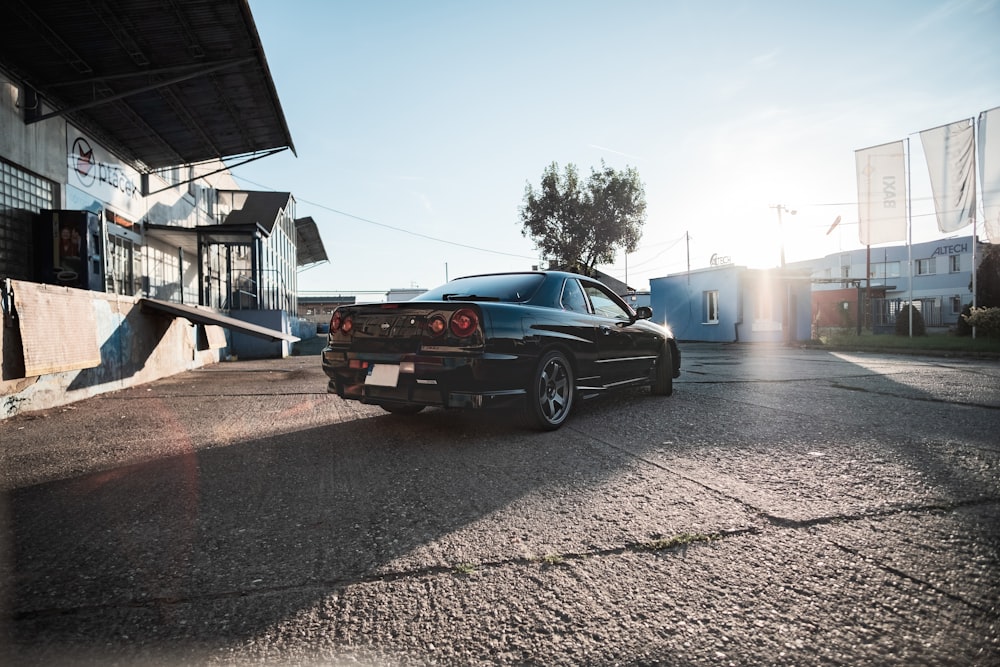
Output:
[650,344,673,396]
[380,403,425,415]
[526,349,575,430]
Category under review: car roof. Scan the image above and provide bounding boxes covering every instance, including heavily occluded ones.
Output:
[455,270,597,282]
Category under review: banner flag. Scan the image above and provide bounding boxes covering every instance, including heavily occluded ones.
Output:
[920,119,976,233]
[856,141,907,245]
[979,106,1000,243]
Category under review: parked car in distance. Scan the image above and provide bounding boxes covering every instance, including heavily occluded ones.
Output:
[321,271,680,430]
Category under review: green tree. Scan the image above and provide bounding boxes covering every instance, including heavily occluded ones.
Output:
[894,304,926,336]
[973,243,1000,308]
[959,243,1000,335]
[519,161,646,274]
[963,306,1000,339]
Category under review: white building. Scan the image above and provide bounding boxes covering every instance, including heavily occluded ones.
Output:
[0,1,326,418]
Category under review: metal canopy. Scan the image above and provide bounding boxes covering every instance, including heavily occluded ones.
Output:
[222,190,293,232]
[0,0,295,170]
[294,217,329,267]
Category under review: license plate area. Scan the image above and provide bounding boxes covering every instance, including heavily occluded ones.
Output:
[365,364,400,387]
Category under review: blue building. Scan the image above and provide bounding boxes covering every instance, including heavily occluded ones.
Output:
[787,235,983,331]
[650,265,813,343]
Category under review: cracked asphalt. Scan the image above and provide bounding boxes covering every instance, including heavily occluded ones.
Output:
[1,340,998,665]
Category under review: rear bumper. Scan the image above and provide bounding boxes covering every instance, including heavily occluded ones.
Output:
[322,348,530,410]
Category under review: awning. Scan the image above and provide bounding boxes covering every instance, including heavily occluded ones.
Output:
[295,217,329,267]
[221,191,293,232]
[144,221,266,256]
[0,0,295,170]
[139,298,299,343]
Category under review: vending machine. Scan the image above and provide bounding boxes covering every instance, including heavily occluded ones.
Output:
[34,209,105,291]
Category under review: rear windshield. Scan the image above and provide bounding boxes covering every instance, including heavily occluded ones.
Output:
[414,273,545,303]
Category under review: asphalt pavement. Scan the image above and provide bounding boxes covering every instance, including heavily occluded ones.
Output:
[1,338,998,666]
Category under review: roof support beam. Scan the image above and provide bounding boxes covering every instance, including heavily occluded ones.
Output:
[142,147,290,196]
[160,85,223,159]
[46,60,247,88]
[90,0,150,66]
[25,57,254,124]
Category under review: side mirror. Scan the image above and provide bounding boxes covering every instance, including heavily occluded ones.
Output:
[634,305,653,320]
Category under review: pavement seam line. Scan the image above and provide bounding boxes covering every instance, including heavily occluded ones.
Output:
[826,539,994,614]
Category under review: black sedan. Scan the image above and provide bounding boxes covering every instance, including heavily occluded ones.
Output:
[321,271,680,430]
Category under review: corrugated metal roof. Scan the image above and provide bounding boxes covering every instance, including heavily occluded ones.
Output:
[0,0,295,170]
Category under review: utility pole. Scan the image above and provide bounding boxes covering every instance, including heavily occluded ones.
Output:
[685,231,690,284]
[771,204,796,268]
[771,205,796,344]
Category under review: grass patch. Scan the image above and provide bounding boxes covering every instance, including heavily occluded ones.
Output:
[539,553,565,566]
[643,532,717,551]
[817,331,1000,355]
[453,563,476,575]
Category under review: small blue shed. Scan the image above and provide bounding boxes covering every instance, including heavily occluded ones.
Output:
[650,265,812,343]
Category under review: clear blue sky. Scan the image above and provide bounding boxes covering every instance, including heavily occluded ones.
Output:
[235,0,1000,296]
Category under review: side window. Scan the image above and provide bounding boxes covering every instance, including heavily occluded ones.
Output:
[561,279,590,314]
[582,283,631,320]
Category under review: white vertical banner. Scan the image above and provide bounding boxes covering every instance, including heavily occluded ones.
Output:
[979,106,1000,243]
[856,141,908,245]
[920,118,976,233]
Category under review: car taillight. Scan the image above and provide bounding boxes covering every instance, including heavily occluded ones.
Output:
[449,308,479,338]
[330,311,353,335]
[427,314,447,337]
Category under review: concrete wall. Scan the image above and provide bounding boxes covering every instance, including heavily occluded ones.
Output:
[2,284,223,419]
[0,78,67,185]
[227,310,293,360]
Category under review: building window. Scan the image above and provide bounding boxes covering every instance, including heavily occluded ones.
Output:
[0,159,57,281]
[705,290,719,323]
[916,258,935,276]
[872,261,901,279]
[951,296,963,314]
[949,254,961,273]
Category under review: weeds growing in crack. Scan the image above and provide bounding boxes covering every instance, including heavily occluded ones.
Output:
[643,532,718,551]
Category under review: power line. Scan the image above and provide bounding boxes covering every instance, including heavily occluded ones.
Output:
[232,174,537,261]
